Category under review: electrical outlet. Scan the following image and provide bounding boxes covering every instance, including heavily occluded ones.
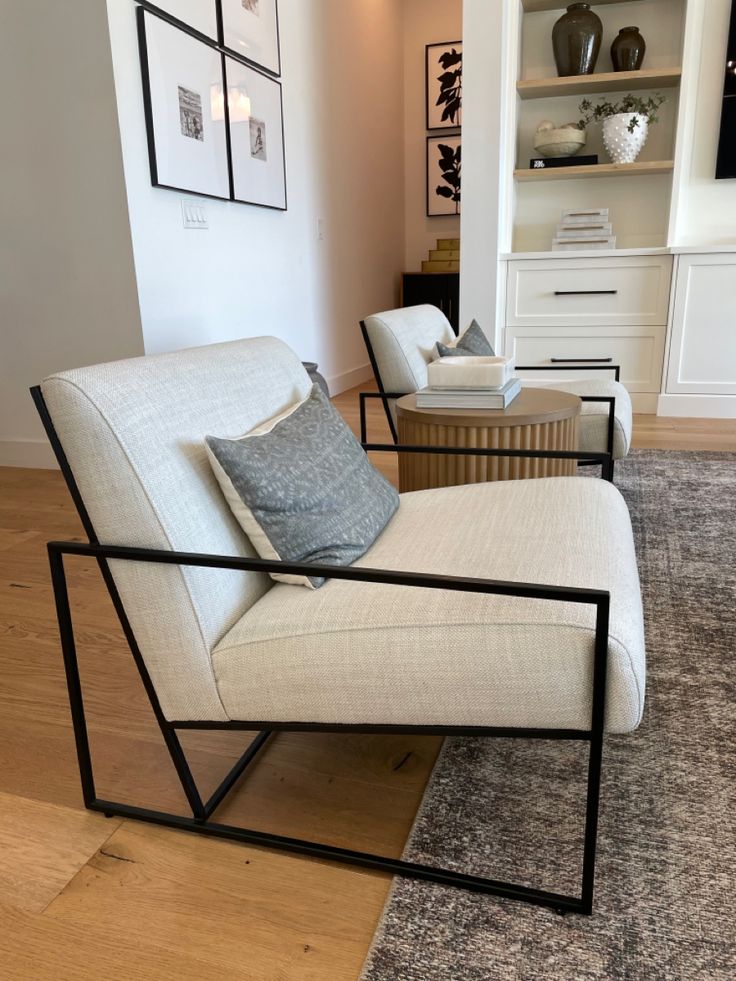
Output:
[182,199,209,229]
[317,218,325,241]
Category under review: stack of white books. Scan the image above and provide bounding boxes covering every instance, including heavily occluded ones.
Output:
[416,356,521,409]
[552,209,616,251]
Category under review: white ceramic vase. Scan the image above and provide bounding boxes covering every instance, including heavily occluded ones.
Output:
[602,112,649,164]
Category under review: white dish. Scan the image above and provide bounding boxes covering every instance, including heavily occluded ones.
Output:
[427,356,515,390]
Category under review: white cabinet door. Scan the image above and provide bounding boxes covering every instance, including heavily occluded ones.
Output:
[666,255,736,395]
[507,255,673,328]
[506,325,667,393]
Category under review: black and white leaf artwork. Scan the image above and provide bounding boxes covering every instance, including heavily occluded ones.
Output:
[435,142,461,214]
[435,48,462,126]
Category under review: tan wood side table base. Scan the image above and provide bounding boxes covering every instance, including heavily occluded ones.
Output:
[396,390,581,493]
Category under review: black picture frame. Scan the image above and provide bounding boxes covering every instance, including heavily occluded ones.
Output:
[426,40,463,132]
[137,7,232,202]
[218,0,281,77]
[427,135,461,218]
[224,54,287,211]
[136,0,219,43]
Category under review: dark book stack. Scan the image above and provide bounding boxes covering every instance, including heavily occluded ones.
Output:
[529,154,599,170]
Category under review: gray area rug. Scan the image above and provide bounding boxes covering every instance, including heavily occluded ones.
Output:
[361,451,736,981]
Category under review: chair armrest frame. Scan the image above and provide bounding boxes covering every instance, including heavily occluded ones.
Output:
[46,537,610,915]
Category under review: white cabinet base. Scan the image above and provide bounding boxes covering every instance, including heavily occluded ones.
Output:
[658,394,736,418]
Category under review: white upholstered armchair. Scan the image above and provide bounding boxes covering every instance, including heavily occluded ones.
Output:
[361,305,633,478]
[33,336,645,915]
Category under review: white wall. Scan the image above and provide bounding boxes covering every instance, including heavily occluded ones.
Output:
[459,0,512,345]
[106,0,405,393]
[0,0,144,467]
[675,0,736,246]
[402,0,463,271]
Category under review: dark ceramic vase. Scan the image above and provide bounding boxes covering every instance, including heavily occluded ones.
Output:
[552,2,603,77]
[611,26,646,72]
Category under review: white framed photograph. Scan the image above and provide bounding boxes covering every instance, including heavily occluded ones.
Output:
[427,136,461,217]
[138,8,230,200]
[219,0,281,76]
[224,55,286,209]
[141,0,218,41]
[426,41,463,131]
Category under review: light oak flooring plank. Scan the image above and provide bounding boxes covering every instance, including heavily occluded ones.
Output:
[0,792,120,913]
[1,382,735,980]
[44,821,388,981]
[0,903,251,981]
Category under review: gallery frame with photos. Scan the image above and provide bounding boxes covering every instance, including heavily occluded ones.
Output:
[136,1,286,210]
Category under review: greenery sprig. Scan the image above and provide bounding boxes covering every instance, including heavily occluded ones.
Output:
[578,93,666,133]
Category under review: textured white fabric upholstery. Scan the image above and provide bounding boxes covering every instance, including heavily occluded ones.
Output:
[363,305,455,393]
[42,338,312,722]
[362,305,632,458]
[213,478,645,734]
[521,378,633,460]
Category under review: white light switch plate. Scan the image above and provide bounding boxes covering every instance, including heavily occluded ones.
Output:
[182,199,209,229]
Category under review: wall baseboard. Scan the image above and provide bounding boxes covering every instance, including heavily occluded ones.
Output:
[632,394,659,414]
[0,439,58,469]
[657,394,736,419]
[326,363,374,396]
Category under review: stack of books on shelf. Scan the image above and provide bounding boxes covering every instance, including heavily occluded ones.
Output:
[416,356,521,409]
[552,209,616,251]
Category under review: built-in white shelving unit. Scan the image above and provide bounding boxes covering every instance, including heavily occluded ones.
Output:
[509,0,689,254]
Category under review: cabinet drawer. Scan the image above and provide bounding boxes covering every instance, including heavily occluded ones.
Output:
[507,256,673,328]
[506,325,667,393]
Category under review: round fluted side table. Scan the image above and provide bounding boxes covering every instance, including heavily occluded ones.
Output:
[396,389,581,492]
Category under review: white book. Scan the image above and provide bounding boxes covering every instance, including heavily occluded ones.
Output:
[556,224,613,239]
[552,237,616,251]
[415,378,522,409]
[560,209,609,224]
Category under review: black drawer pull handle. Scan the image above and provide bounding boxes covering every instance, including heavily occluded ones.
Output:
[554,290,618,296]
[550,357,613,363]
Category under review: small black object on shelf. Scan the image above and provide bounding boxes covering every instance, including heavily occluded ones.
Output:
[530,155,599,169]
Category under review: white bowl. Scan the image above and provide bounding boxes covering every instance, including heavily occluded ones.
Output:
[534,126,586,158]
[428,356,515,390]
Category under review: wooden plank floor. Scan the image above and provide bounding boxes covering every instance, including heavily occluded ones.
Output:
[1,382,735,981]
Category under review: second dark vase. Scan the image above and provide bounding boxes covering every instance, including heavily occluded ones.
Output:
[552,2,603,77]
[611,26,646,71]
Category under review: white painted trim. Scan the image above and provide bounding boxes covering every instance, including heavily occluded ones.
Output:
[632,394,659,414]
[0,439,58,469]
[657,394,736,418]
[326,363,373,396]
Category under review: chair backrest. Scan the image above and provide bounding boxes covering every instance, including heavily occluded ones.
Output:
[41,337,312,722]
[362,304,455,395]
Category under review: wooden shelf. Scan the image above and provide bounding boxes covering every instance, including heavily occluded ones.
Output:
[517,67,681,100]
[522,0,644,12]
[514,160,675,181]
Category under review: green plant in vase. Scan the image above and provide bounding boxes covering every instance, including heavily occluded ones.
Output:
[578,93,666,164]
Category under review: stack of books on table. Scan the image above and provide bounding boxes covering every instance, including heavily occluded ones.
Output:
[416,376,522,409]
[552,209,616,251]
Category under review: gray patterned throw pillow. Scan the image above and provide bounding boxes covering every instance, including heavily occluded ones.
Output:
[205,385,399,589]
[436,319,495,358]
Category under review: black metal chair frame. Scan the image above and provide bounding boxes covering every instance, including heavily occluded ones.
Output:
[32,385,614,916]
[359,318,621,481]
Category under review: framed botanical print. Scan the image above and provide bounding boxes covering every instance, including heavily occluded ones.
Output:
[138,8,230,200]
[219,0,281,76]
[138,0,219,41]
[223,55,287,209]
[426,41,462,131]
[427,136,461,217]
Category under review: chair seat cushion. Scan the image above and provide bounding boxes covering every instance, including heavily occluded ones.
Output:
[212,478,645,734]
[522,378,632,460]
